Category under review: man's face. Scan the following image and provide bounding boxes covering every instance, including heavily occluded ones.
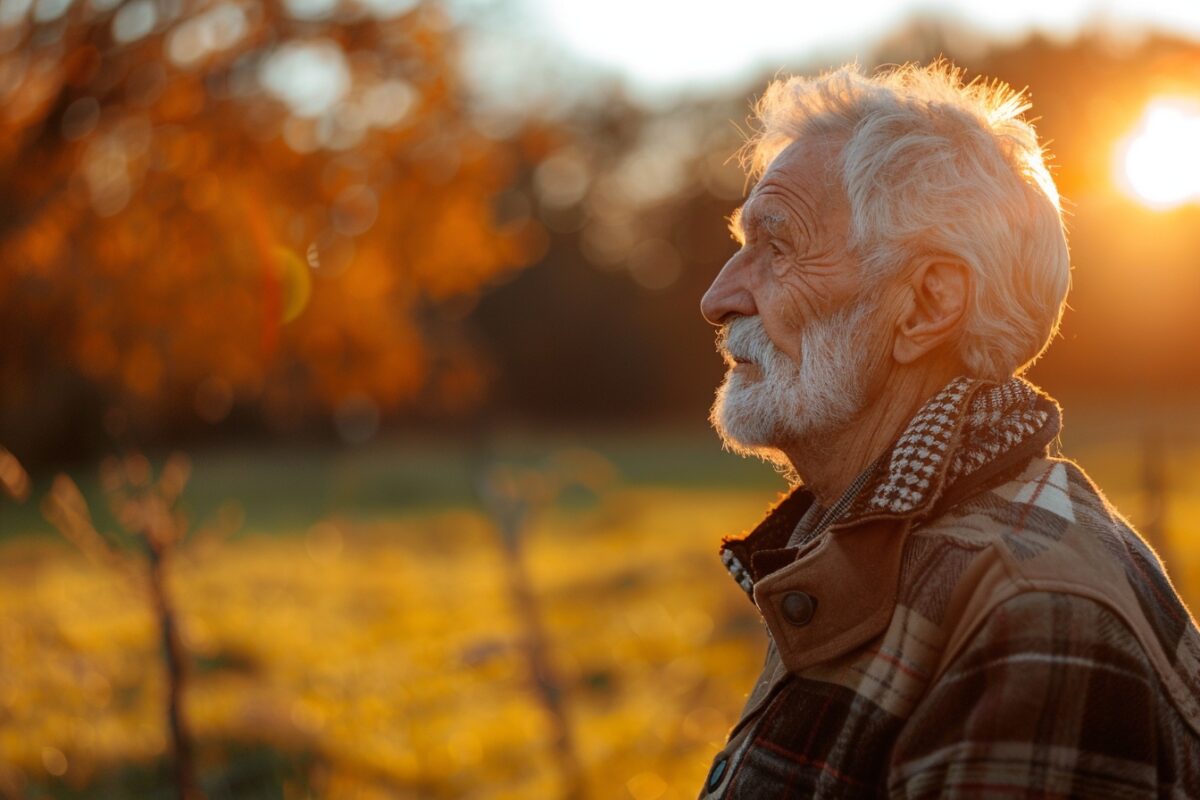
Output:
[701,135,884,459]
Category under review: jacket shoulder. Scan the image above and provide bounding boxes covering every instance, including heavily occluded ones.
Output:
[912,455,1160,574]
[899,456,1200,738]
[918,456,1098,546]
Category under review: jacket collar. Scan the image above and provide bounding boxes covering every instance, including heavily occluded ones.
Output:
[718,376,1062,671]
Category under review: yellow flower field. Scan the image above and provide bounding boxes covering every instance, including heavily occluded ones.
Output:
[2,442,1196,799]
[0,488,777,799]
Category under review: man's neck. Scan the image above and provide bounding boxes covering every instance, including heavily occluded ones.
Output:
[783,366,960,506]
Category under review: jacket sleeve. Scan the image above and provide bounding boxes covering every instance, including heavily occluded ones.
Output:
[887,590,1162,799]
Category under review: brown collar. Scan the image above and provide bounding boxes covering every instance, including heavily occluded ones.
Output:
[718,376,1062,672]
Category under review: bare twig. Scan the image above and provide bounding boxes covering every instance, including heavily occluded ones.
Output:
[1142,429,1178,574]
[479,464,586,800]
[40,451,204,800]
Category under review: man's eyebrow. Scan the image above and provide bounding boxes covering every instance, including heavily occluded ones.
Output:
[739,205,791,239]
[727,206,745,244]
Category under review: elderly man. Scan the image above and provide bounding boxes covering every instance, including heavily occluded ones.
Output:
[699,62,1200,798]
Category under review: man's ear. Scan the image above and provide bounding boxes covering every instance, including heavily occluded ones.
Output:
[892,258,970,365]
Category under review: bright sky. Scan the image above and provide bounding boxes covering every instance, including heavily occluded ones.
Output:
[526,0,1200,95]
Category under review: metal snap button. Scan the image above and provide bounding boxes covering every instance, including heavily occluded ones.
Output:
[781,591,816,626]
[707,754,728,791]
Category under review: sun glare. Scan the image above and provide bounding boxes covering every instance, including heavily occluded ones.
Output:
[1116,97,1200,210]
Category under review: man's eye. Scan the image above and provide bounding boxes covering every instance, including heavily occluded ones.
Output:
[770,241,787,256]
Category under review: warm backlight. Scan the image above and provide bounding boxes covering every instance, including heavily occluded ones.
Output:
[1116,98,1200,210]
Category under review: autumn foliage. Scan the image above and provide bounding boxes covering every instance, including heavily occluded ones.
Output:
[0,0,541,453]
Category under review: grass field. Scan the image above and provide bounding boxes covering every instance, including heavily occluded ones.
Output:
[1,420,1197,798]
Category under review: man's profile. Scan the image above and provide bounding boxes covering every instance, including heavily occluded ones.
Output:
[699,61,1200,798]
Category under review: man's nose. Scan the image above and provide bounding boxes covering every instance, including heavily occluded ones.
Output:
[701,255,755,326]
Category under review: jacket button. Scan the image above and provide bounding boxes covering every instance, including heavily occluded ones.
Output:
[707,754,728,791]
[781,591,816,626]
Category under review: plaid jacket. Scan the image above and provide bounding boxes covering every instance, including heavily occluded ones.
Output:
[702,377,1200,798]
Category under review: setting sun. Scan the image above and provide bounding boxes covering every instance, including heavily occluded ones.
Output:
[1116,97,1200,209]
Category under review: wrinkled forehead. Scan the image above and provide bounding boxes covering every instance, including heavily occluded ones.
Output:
[756,135,844,198]
[736,135,849,233]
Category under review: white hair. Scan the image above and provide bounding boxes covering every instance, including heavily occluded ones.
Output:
[742,61,1070,380]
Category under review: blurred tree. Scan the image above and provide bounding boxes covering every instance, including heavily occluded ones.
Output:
[470,91,748,427]
[0,0,543,461]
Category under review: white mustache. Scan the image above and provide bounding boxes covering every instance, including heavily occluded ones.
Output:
[717,316,782,367]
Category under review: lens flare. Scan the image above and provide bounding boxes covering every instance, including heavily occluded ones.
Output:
[1116,97,1200,210]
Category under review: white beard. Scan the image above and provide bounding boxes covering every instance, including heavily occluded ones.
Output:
[709,299,876,475]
